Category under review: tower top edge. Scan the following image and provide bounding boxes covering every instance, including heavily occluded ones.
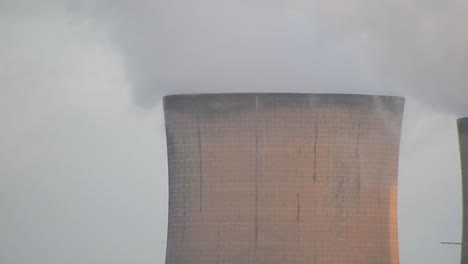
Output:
[163,93,405,101]
[163,93,405,115]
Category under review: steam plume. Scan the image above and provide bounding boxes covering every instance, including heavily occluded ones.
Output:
[73,0,468,113]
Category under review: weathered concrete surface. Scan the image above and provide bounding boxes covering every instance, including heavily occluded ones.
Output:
[458,118,468,264]
[164,94,404,264]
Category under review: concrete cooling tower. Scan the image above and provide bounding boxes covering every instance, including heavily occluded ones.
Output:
[458,117,468,263]
[163,94,404,264]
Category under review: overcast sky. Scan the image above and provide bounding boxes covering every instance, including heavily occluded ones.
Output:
[1,0,467,263]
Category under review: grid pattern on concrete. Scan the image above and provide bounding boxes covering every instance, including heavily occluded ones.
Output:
[164,94,404,264]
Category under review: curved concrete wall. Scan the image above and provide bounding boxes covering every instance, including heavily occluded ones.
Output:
[458,118,468,264]
[164,94,404,264]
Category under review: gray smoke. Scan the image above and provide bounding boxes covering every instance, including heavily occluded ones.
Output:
[71,0,468,115]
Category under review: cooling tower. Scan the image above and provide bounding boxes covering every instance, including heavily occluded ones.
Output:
[164,94,404,264]
[458,117,468,263]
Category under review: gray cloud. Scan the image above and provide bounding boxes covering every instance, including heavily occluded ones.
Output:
[71,0,468,115]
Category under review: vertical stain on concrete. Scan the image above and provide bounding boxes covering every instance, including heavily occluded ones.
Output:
[254,96,259,248]
[313,123,318,182]
[356,123,361,194]
[335,176,345,237]
[297,192,301,247]
[182,134,187,243]
[216,223,221,264]
[197,116,203,213]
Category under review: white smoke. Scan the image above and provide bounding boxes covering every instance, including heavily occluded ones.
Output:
[70,0,468,115]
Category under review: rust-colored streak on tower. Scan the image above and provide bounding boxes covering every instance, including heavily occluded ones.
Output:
[164,94,404,264]
[458,117,468,264]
